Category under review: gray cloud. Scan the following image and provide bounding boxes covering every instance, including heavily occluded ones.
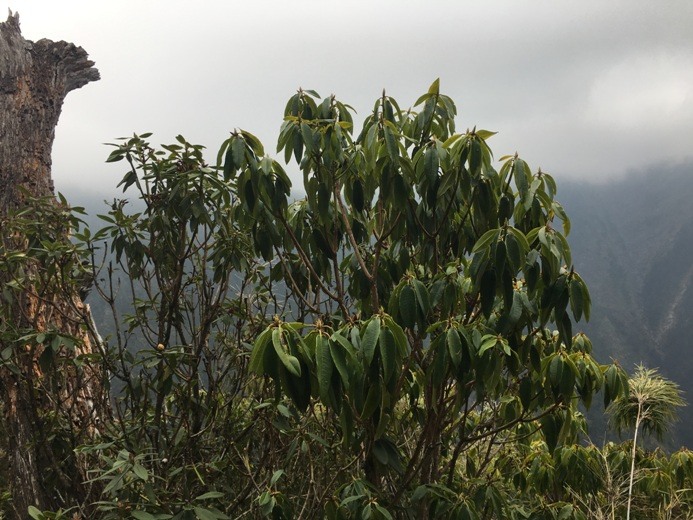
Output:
[10,0,693,195]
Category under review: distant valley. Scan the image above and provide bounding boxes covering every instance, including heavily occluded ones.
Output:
[561,161,693,447]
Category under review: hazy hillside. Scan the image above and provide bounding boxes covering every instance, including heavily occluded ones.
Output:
[560,161,693,447]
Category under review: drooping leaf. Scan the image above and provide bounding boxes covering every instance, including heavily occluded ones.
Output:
[514,158,529,201]
[379,328,397,384]
[480,269,496,318]
[384,124,400,165]
[249,327,273,374]
[472,229,499,254]
[316,335,333,403]
[328,340,351,391]
[131,512,156,520]
[569,278,584,322]
[272,328,301,377]
[399,284,417,329]
[446,328,462,368]
[383,316,410,357]
[360,383,380,420]
[411,279,431,317]
[361,318,381,366]
[423,146,439,183]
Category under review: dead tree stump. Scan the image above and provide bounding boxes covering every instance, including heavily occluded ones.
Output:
[0,11,106,518]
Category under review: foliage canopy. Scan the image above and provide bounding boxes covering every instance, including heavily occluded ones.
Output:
[1,80,690,519]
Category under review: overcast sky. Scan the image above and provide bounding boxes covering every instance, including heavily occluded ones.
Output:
[6,1,693,198]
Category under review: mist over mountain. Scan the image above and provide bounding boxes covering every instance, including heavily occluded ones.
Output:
[560,160,693,447]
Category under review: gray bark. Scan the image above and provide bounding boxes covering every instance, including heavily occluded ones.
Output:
[0,11,102,518]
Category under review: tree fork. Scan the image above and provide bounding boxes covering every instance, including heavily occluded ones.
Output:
[0,11,105,518]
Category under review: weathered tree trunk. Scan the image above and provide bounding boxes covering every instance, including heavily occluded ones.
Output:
[0,12,105,518]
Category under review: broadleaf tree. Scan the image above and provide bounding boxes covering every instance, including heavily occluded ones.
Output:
[211,80,626,516]
[12,80,644,519]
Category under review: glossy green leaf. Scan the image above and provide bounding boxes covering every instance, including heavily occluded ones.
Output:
[272,328,301,377]
[379,328,397,384]
[131,512,156,520]
[472,229,499,254]
[352,178,365,212]
[329,336,352,389]
[423,146,439,182]
[412,279,430,316]
[478,334,498,356]
[446,328,463,368]
[196,491,226,501]
[361,383,380,420]
[249,327,273,374]
[384,125,400,164]
[316,335,333,403]
[133,463,148,481]
[514,158,529,200]
[383,316,410,357]
[569,278,583,322]
[361,318,381,366]
[549,354,563,390]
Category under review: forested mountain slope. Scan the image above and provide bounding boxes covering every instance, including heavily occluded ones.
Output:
[560,161,693,446]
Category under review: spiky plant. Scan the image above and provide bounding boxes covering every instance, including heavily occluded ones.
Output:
[607,365,686,520]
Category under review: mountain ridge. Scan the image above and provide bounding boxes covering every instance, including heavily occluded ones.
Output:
[560,161,693,446]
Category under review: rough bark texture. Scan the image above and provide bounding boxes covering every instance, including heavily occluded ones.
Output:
[0,12,104,518]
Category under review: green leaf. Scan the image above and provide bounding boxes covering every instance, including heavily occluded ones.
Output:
[352,178,365,212]
[301,122,314,155]
[428,78,440,95]
[373,504,394,520]
[329,335,352,389]
[480,269,496,318]
[316,335,333,402]
[384,125,399,164]
[399,285,417,329]
[383,316,410,357]
[27,507,43,520]
[361,383,380,420]
[446,328,462,368]
[514,158,529,198]
[270,469,285,486]
[472,229,499,253]
[519,377,533,410]
[423,146,439,182]
[272,328,301,377]
[469,138,482,175]
[231,136,246,171]
[478,335,498,356]
[361,318,381,366]
[194,506,229,520]
[475,129,497,140]
[508,291,523,325]
[133,463,148,481]
[241,130,264,155]
[504,232,522,272]
[569,278,584,322]
[412,279,431,316]
[196,491,225,501]
[249,327,272,374]
[549,354,564,389]
[379,328,397,384]
[131,512,156,520]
